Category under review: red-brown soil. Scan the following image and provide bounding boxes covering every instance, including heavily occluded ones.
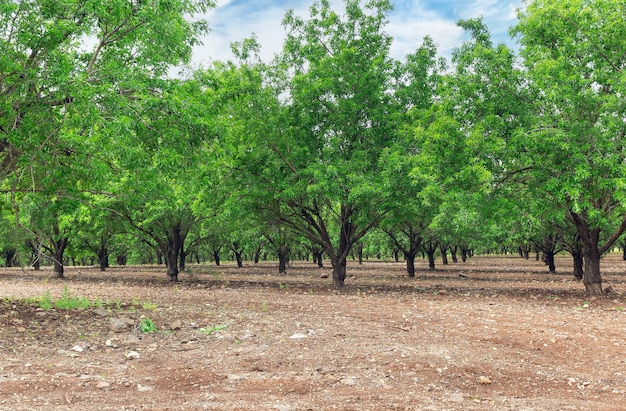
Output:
[1,254,626,410]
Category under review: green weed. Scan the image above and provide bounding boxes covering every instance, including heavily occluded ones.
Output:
[139,317,158,333]
[198,325,227,336]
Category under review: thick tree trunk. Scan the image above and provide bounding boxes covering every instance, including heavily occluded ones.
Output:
[4,248,16,267]
[544,250,556,273]
[166,251,179,282]
[97,248,109,271]
[405,251,417,278]
[331,255,347,288]
[213,249,221,266]
[423,241,438,271]
[461,248,468,262]
[277,246,289,274]
[426,250,436,271]
[52,237,69,279]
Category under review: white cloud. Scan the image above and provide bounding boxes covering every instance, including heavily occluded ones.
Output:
[189,0,524,68]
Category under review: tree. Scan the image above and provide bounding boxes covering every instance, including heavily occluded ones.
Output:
[271,0,399,287]
[511,0,626,294]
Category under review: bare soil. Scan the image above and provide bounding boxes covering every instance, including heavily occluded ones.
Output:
[1,254,626,410]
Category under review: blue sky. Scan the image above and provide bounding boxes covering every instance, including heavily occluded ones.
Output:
[191,0,524,68]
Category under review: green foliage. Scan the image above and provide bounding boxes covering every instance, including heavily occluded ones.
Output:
[198,325,227,335]
[139,317,158,333]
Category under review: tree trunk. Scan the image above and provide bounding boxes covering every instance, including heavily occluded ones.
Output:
[277,246,289,274]
[357,243,363,265]
[4,248,16,267]
[116,251,127,266]
[423,241,438,271]
[572,216,603,295]
[162,223,184,282]
[166,249,179,282]
[254,245,262,264]
[461,248,468,262]
[52,237,69,278]
[97,248,109,271]
[426,249,436,271]
[331,255,347,288]
[450,246,458,263]
[440,245,448,265]
[544,250,556,273]
[313,249,323,268]
[405,251,417,278]
[213,249,221,266]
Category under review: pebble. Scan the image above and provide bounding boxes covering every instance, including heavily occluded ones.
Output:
[109,318,129,333]
[70,345,84,353]
[126,351,140,360]
[97,381,110,389]
[169,320,183,331]
[93,308,109,317]
[479,376,492,385]
[340,377,356,385]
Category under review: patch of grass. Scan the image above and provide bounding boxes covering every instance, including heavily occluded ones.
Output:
[139,317,158,333]
[55,287,93,310]
[198,325,227,336]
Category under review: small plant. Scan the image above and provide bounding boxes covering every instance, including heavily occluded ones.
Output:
[142,301,158,311]
[55,287,92,310]
[278,283,289,290]
[37,291,53,311]
[139,317,158,333]
[199,325,227,336]
[261,301,268,312]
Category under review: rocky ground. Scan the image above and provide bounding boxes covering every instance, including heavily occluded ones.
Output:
[1,254,626,410]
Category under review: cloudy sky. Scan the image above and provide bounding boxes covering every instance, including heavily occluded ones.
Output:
[191,0,524,68]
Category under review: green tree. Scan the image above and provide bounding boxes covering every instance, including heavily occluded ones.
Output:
[270,0,399,287]
[511,0,626,294]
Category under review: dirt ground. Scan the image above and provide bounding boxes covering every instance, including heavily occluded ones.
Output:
[1,254,626,411]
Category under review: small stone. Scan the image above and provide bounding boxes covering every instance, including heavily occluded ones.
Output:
[169,320,183,331]
[125,335,141,345]
[478,376,492,385]
[340,377,356,385]
[320,273,329,279]
[109,318,129,333]
[93,308,109,317]
[97,381,110,389]
[137,384,153,392]
[126,351,140,360]
[70,345,84,353]
[289,333,308,339]
[35,312,47,319]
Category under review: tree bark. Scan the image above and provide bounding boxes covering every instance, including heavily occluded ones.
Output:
[544,250,556,273]
[51,237,69,278]
[440,245,448,265]
[405,251,417,278]
[277,246,289,274]
[213,249,221,266]
[423,241,438,271]
[331,255,347,288]
[450,246,458,263]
